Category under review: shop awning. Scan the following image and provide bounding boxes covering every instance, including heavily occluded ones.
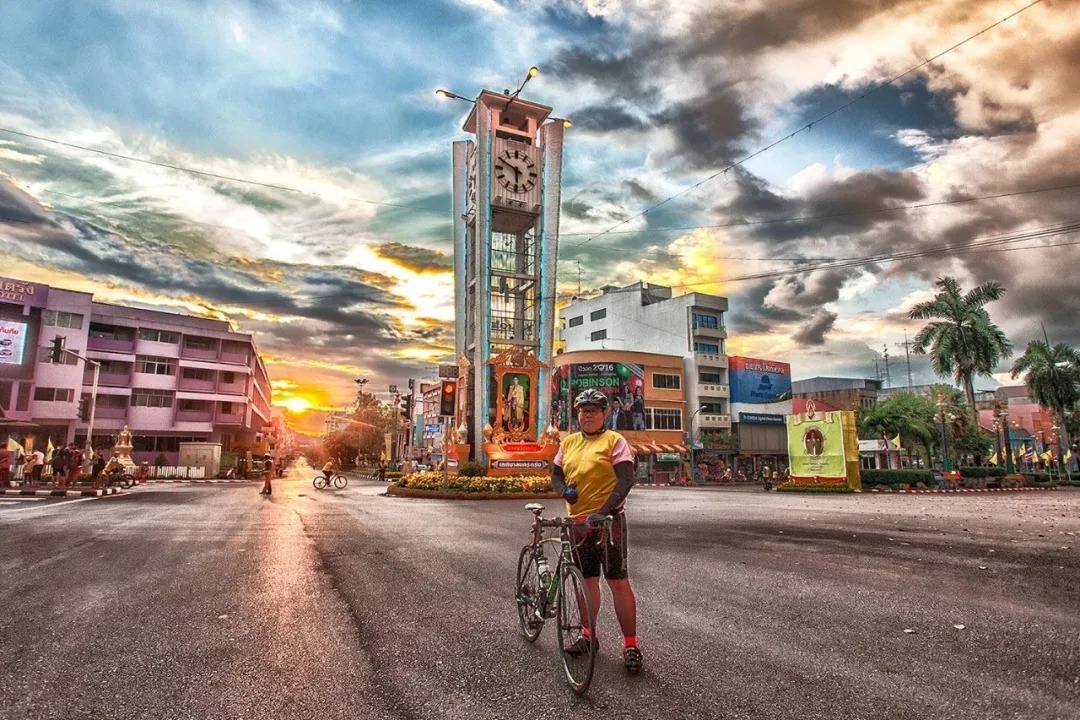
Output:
[629,441,688,455]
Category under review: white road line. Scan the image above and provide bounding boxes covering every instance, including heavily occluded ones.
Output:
[0,495,104,517]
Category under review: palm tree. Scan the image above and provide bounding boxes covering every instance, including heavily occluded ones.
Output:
[909,277,1012,415]
[1010,340,1080,454]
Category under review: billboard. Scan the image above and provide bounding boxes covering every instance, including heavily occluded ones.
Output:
[550,361,646,431]
[729,356,791,404]
[0,320,28,365]
[786,405,861,491]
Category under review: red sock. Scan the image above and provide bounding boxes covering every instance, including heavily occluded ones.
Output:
[624,635,638,648]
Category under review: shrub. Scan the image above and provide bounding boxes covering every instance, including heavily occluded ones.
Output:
[861,469,934,486]
[777,484,856,493]
[458,460,486,478]
[395,472,552,494]
[958,466,1007,478]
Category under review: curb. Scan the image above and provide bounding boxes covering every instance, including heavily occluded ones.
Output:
[868,487,1058,494]
[0,487,123,497]
[141,478,256,484]
[386,485,560,501]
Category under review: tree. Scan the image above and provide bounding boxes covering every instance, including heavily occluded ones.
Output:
[323,422,384,468]
[909,277,1012,416]
[1010,339,1080,454]
[858,391,938,465]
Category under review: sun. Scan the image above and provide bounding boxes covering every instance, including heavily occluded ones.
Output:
[280,396,315,414]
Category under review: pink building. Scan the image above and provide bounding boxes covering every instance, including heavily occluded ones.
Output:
[0,275,271,464]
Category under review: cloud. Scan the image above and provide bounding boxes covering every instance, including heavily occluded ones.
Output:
[373,242,452,273]
[791,310,838,346]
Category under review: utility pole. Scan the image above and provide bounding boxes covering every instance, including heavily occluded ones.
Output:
[882,345,891,389]
[896,332,914,388]
[575,260,582,296]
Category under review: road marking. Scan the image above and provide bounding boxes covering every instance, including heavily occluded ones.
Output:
[0,496,47,503]
[0,495,104,517]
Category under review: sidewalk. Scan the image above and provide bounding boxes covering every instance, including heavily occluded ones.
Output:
[0,485,124,497]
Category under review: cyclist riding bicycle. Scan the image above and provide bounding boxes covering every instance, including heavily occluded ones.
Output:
[322,459,335,483]
[550,388,643,674]
[103,454,124,483]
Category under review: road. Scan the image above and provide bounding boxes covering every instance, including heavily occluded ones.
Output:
[1,471,1077,720]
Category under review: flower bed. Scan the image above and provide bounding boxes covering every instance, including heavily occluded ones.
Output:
[396,471,553,494]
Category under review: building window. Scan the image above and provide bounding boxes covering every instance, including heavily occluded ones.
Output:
[645,407,682,431]
[131,435,206,453]
[591,329,607,342]
[700,401,726,414]
[222,371,236,384]
[43,310,84,329]
[178,399,212,412]
[184,336,215,351]
[135,356,177,376]
[691,312,718,330]
[33,387,74,402]
[181,367,214,381]
[699,371,724,384]
[131,389,174,408]
[139,328,180,344]
[97,359,131,375]
[96,394,128,408]
[220,402,235,414]
[568,316,583,328]
[38,346,79,365]
[88,323,136,341]
[652,373,681,390]
[694,342,720,354]
[590,308,607,321]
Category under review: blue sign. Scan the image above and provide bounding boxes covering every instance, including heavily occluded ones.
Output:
[729,356,792,404]
[424,423,442,433]
[739,412,786,425]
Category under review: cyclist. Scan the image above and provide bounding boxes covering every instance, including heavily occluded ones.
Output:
[102,454,124,486]
[321,459,335,485]
[550,389,643,674]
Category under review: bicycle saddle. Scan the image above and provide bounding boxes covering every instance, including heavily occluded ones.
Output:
[524,502,544,513]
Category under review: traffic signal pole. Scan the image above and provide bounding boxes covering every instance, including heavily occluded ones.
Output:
[53,341,101,473]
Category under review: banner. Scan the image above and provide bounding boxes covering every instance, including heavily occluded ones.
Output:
[550,361,645,431]
[729,356,792,404]
[0,319,29,365]
[786,405,861,491]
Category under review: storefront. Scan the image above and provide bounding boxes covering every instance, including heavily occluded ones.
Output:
[626,441,688,484]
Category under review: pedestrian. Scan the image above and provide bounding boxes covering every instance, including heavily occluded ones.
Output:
[66,444,83,487]
[29,447,45,485]
[0,444,10,487]
[378,458,387,483]
[91,452,106,482]
[260,455,273,495]
[51,445,67,486]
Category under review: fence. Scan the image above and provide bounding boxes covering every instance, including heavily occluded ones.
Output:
[9,464,207,482]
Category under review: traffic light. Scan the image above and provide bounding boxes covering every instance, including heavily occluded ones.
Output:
[440,380,457,417]
[77,396,92,422]
[49,336,65,364]
[400,394,413,421]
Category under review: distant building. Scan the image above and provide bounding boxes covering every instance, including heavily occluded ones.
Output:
[0,275,271,464]
[559,282,731,441]
[791,377,881,411]
[728,356,793,476]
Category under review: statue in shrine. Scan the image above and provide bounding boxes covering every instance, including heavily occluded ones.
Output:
[113,425,135,468]
[504,374,527,431]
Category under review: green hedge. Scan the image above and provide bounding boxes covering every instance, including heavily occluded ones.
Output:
[776,485,856,493]
[862,469,934,486]
[958,466,1007,478]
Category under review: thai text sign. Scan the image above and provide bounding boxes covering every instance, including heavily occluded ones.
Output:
[0,320,29,365]
[729,356,791,404]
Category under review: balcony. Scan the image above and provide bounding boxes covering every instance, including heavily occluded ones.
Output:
[216,379,248,395]
[699,413,732,428]
[176,409,214,423]
[87,336,136,353]
[219,349,249,364]
[93,405,129,420]
[177,376,216,392]
[215,411,245,426]
[693,352,728,369]
[697,383,730,399]
[85,370,132,387]
[181,338,220,360]
[691,325,728,340]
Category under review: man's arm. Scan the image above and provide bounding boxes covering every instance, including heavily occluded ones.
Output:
[550,463,568,495]
[597,461,635,515]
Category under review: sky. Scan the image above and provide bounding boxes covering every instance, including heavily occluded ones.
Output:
[1,0,1078,433]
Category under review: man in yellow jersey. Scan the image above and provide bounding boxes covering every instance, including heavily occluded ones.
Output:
[550,389,642,674]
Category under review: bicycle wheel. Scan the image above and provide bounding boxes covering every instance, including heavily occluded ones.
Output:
[333,474,348,489]
[313,475,328,490]
[515,546,544,642]
[558,564,597,694]
[121,474,135,489]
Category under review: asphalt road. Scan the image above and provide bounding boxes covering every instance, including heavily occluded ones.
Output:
[1,469,1077,720]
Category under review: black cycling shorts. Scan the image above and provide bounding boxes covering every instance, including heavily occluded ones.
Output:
[569,510,629,580]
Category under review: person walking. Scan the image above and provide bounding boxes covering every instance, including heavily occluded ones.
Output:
[50,445,67,486]
[260,455,274,495]
[378,459,387,483]
[29,447,45,486]
[91,452,106,483]
[65,444,83,487]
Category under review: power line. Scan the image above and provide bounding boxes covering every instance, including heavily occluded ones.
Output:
[567,0,1047,251]
[0,126,441,211]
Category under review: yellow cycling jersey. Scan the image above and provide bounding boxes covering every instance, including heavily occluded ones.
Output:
[555,430,634,518]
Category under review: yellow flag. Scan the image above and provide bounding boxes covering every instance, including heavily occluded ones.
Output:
[6,438,24,454]
[46,438,55,461]
[890,434,901,449]
[989,452,998,465]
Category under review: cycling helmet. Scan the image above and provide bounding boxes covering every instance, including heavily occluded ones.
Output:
[573,389,609,410]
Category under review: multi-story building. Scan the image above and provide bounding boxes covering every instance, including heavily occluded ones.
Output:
[791,377,881,411]
[728,356,793,476]
[0,275,271,464]
[419,380,451,464]
[552,349,689,484]
[558,282,731,442]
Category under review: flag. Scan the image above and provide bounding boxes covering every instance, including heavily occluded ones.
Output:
[6,438,24,454]
[890,434,901,450]
[1041,451,1052,463]
[989,452,998,465]
[46,438,55,462]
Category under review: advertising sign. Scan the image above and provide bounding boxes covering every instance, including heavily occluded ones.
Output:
[490,459,550,471]
[729,356,792,404]
[550,361,646,431]
[0,319,29,365]
[424,423,442,434]
[0,277,48,308]
[786,404,861,491]
[738,412,785,425]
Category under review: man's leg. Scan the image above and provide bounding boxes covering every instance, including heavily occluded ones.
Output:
[606,578,637,638]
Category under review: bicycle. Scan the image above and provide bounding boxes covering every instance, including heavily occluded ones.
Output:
[515,502,612,694]
[101,468,134,489]
[312,473,348,490]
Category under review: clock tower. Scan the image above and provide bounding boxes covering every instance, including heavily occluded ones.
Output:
[451,90,565,463]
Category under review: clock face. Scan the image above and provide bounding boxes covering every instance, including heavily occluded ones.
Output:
[494,148,538,194]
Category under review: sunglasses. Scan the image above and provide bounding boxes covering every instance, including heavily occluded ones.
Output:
[577,406,605,415]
